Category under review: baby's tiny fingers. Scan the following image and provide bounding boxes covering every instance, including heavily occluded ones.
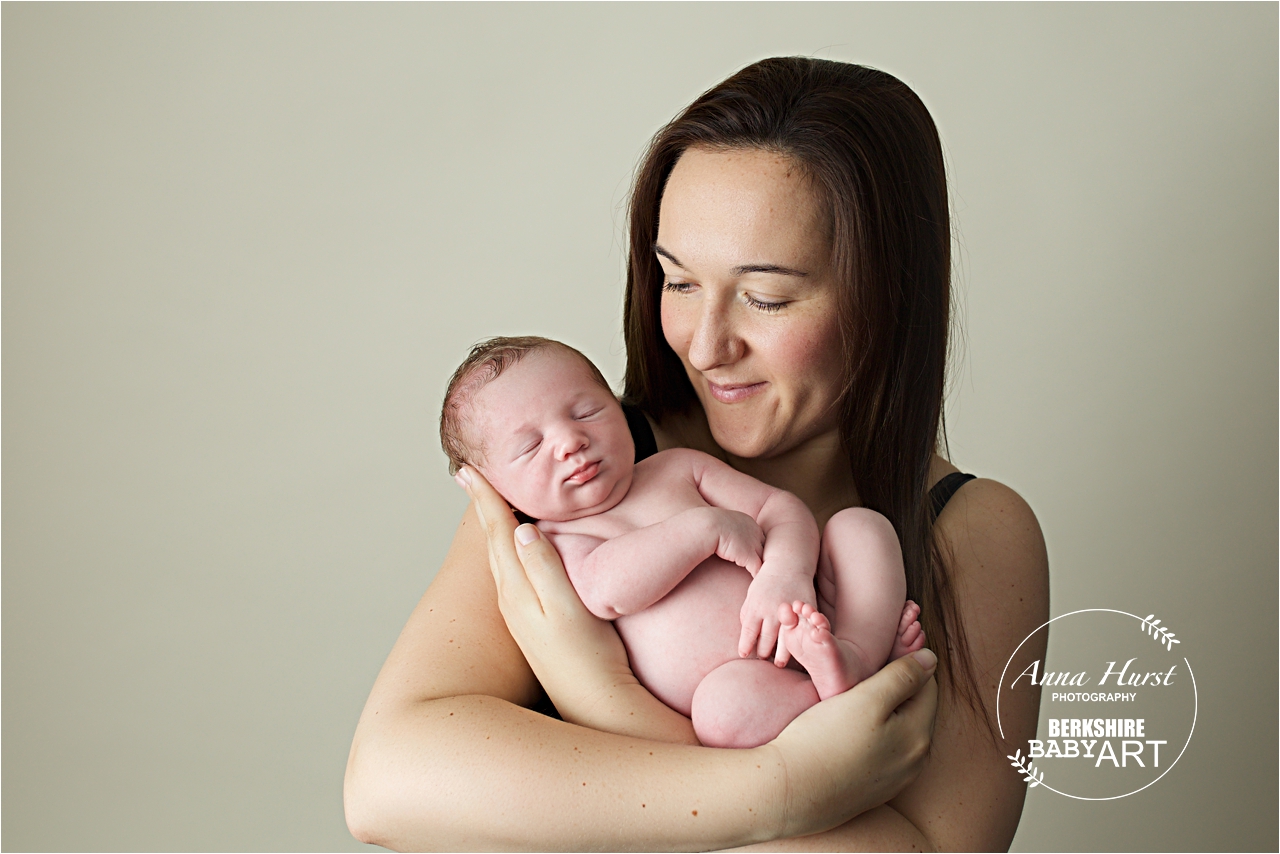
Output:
[757,620,780,659]
[773,635,791,667]
[738,621,761,659]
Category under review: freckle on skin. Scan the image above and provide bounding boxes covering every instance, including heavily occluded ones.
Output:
[692,810,698,816]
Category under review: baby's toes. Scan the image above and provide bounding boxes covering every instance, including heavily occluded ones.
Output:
[778,602,799,628]
[808,611,831,633]
[898,601,920,632]
[807,620,832,645]
[900,620,921,645]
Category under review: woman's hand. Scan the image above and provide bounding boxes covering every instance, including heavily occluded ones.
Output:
[763,648,939,839]
[457,466,698,742]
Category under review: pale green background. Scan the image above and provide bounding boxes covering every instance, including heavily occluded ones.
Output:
[3,3,1276,851]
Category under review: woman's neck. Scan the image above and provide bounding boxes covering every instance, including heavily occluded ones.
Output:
[652,406,859,528]
[727,433,858,529]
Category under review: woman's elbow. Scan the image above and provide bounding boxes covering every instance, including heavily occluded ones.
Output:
[344,736,391,847]
[343,725,431,850]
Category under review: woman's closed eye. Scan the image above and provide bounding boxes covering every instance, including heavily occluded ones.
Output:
[663,277,788,313]
[743,292,787,313]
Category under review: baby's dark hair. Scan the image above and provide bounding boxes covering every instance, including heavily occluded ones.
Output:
[439,336,612,475]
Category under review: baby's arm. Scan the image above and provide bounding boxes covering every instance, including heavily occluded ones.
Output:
[554,506,764,620]
[684,451,822,658]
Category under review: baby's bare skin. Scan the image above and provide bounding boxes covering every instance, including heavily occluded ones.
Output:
[461,345,924,747]
[539,447,818,715]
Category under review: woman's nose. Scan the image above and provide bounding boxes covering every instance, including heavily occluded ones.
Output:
[686,300,743,372]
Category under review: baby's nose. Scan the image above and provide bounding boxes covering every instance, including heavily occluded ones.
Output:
[554,428,589,459]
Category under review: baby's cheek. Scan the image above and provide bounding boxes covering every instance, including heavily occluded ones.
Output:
[487,467,555,518]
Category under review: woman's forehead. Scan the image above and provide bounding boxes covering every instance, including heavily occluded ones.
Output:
[657,147,828,270]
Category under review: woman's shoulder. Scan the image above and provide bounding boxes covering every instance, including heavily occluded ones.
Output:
[930,462,1050,648]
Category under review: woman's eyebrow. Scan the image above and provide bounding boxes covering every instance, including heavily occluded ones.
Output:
[653,244,807,278]
[654,244,685,267]
[731,262,808,277]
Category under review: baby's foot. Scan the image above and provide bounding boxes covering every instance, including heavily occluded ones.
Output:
[889,600,927,661]
[776,602,870,700]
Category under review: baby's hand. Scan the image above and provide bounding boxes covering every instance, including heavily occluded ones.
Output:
[738,570,817,659]
[708,508,765,576]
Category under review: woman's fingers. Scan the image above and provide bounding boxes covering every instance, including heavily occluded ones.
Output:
[457,467,539,611]
[513,523,590,617]
[867,648,937,719]
[458,466,587,620]
[766,646,939,838]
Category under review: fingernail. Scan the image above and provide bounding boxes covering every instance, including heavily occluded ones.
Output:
[912,648,937,671]
[515,524,539,545]
[456,468,472,487]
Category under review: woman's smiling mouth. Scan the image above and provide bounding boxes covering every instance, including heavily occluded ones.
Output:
[706,380,767,404]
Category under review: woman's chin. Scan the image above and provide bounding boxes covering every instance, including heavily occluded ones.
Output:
[705,424,780,461]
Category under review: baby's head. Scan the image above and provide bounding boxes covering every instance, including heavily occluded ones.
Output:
[440,336,635,521]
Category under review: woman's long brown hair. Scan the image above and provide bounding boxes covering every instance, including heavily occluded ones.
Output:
[622,57,984,716]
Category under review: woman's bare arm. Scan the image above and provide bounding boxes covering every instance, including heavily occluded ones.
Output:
[343,480,939,851]
[888,478,1051,850]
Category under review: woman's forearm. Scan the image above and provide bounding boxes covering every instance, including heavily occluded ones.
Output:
[346,654,938,852]
[345,693,784,851]
[569,677,700,744]
[728,806,932,853]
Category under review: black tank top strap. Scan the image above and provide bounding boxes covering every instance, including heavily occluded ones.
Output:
[621,402,659,462]
[929,472,976,523]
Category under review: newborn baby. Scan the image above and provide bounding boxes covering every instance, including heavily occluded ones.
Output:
[441,336,925,748]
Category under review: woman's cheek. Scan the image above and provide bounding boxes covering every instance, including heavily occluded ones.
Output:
[659,296,693,361]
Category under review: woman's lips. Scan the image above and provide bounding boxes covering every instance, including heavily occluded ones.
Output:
[706,380,767,404]
[566,461,601,484]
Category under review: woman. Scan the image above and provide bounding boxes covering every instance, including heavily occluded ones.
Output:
[345,57,1048,850]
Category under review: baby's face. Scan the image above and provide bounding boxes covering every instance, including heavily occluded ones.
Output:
[468,347,634,521]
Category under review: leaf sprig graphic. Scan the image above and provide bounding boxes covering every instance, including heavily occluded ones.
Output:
[1007,749,1044,788]
[1140,615,1181,651]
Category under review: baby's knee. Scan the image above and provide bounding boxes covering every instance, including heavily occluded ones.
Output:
[691,661,817,749]
[824,508,899,554]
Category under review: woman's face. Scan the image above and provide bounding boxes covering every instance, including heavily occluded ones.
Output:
[657,147,845,461]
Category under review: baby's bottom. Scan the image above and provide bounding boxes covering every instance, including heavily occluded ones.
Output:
[690,508,924,748]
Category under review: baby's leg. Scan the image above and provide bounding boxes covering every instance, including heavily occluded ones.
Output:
[690,658,819,749]
[778,508,913,699]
